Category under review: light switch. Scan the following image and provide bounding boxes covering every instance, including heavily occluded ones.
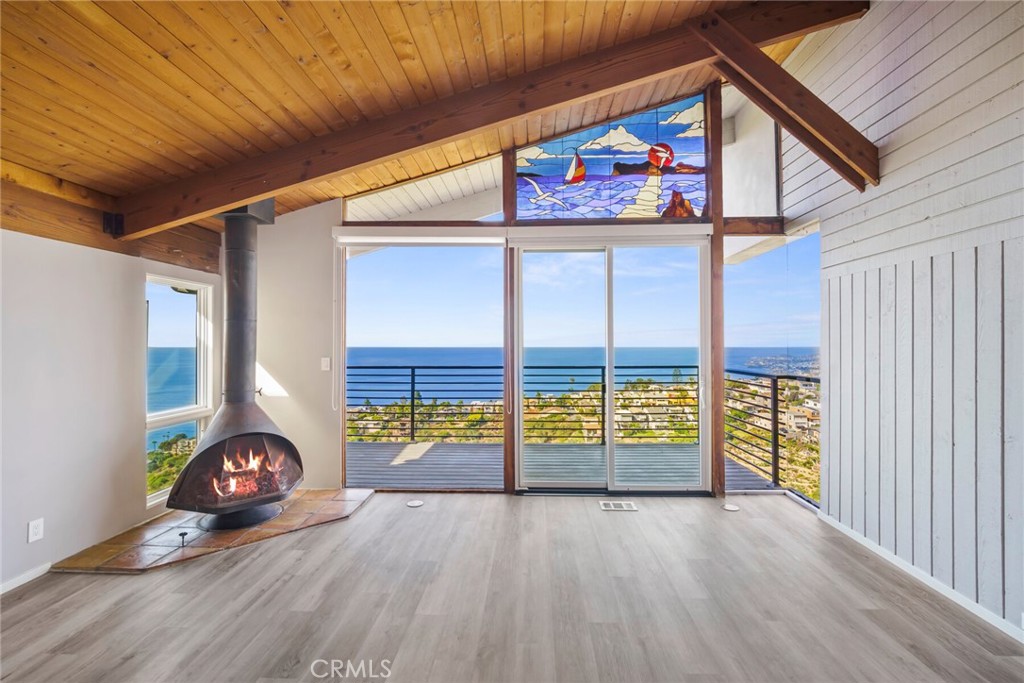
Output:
[321,357,331,371]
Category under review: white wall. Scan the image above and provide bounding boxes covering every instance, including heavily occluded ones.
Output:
[722,97,779,217]
[0,230,221,587]
[783,1,1023,637]
[257,200,343,488]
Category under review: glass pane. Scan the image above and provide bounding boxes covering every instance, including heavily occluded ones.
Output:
[146,420,198,495]
[147,282,198,413]
[613,246,702,487]
[344,247,505,490]
[725,232,822,500]
[515,94,707,221]
[521,250,607,485]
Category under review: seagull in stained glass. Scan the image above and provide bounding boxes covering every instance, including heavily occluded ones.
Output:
[522,176,568,209]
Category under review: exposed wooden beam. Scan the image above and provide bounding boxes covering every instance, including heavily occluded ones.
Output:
[691,11,879,189]
[713,61,866,191]
[723,216,785,235]
[708,80,726,498]
[1,182,220,273]
[116,1,869,239]
[1,160,119,213]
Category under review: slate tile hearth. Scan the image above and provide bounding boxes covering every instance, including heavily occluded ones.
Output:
[51,488,373,574]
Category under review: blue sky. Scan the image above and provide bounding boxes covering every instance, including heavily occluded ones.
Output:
[724,232,821,347]
[147,282,198,348]
[517,93,706,178]
[346,234,820,349]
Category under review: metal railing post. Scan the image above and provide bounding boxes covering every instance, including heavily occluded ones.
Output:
[770,376,780,487]
[600,365,607,445]
[409,367,417,442]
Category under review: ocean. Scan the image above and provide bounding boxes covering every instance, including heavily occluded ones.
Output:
[346,347,819,404]
[146,346,820,420]
[147,347,198,441]
[517,175,706,220]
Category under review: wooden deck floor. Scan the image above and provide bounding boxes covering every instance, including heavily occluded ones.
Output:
[3,494,1018,682]
[346,441,774,491]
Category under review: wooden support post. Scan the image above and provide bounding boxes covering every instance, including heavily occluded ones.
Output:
[502,150,516,225]
[708,80,727,497]
[503,246,517,493]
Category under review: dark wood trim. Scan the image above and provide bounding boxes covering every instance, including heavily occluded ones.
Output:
[707,81,727,498]
[723,216,784,235]
[503,246,517,493]
[115,1,870,239]
[694,12,879,188]
[502,150,516,225]
[1,182,220,273]
[339,217,716,229]
[510,217,713,227]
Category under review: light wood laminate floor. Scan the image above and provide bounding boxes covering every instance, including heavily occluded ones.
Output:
[2,494,1020,682]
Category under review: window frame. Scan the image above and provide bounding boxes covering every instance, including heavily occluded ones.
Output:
[145,274,215,506]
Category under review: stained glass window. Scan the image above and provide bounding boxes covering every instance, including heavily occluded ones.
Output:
[515,94,707,221]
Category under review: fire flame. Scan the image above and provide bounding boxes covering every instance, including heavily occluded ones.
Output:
[212,446,285,499]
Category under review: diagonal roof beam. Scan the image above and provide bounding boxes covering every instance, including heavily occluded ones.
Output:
[713,61,867,191]
[690,10,879,190]
[117,1,869,239]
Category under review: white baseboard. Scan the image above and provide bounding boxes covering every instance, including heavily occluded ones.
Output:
[817,512,1024,643]
[1,563,51,594]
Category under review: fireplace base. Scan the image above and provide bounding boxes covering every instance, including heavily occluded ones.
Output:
[197,503,283,531]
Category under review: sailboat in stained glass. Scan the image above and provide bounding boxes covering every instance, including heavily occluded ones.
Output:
[564,150,586,185]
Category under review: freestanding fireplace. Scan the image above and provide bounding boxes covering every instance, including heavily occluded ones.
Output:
[166,199,303,530]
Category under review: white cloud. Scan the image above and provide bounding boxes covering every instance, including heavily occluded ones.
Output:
[661,100,704,126]
[523,252,604,287]
[516,145,555,167]
[579,125,650,153]
[675,120,704,138]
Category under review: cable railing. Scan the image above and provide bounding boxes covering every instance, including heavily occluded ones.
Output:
[346,363,820,503]
[725,369,821,503]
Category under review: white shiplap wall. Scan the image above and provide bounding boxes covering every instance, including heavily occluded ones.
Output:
[783,0,1023,635]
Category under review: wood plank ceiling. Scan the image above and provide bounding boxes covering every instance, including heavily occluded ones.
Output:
[0,1,804,234]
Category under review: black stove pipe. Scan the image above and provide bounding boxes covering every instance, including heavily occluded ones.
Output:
[222,214,259,404]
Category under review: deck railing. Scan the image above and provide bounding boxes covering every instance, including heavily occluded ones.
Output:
[725,369,821,503]
[346,363,819,502]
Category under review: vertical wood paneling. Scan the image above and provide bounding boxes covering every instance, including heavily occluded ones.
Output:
[1003,236,1023,628]
[912,257,932,573]
[894,261,914,564]
[976,241,1004,617]
[931,252,954,587]
[840,274,854,526]
[787,1,1023,632]
[828,276,842,518]
[952,247,978,600]
[864,268,881,544]
[851,271,866,535]
[878,265,897,553]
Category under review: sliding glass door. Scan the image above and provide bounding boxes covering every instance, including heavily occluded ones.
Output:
[519,249,608,487]
[610,246,704,490]
[516,241,709,492]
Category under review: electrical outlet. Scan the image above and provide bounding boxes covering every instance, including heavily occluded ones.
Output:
[27,518,44,543]
[321,357,331,371]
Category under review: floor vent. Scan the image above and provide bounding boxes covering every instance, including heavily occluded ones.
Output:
[599,501,638,512]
